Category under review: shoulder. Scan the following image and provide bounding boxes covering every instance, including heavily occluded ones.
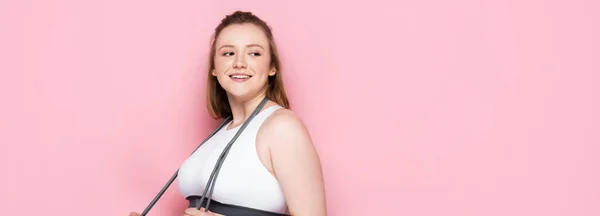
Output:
[256,107,317,173]
[257,107,312,149]
[264,107,305,129]
[257,107,327,215]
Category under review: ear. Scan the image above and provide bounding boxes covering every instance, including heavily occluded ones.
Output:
[269,67,276,76]
[211,69,216,76]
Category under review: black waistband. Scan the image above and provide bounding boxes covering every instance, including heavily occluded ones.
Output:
[186,196,289,216]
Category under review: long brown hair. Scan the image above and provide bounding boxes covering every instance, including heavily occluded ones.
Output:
[206,11,290,119]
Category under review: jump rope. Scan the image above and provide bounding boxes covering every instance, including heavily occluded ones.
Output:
[141,97,270,215]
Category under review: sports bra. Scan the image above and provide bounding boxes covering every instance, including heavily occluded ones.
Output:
[177,105,288,214]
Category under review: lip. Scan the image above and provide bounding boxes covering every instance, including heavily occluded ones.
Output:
[228,73,253,77]
[229,73,252,82]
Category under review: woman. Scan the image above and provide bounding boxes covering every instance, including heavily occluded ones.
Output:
[130,11,327,216]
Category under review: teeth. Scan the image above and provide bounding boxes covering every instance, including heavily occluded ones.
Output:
[231,75,250,79]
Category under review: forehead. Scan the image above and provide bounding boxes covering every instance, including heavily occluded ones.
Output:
[215,23,269,47]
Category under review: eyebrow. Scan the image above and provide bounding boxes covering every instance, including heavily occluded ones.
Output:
[218,44,265,51]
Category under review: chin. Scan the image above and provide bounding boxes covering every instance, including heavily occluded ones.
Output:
[224,87,254,100]
[220,81,265,101]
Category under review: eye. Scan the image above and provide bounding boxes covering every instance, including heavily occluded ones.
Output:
[249,52,261,57]
[222,52,234,56]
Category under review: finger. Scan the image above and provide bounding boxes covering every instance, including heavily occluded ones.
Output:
[185,207,208,215]
[184,208,196,215]
[183,210,199,216]
[197,207,209,212]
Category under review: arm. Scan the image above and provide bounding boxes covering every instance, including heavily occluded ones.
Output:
[260,110,327,216]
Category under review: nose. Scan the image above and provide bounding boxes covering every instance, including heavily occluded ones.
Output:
[233,55,247,69]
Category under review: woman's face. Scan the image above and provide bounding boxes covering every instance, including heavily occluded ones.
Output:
[212,23,275,100]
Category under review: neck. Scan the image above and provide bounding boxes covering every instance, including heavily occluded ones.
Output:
[226,91,269,128]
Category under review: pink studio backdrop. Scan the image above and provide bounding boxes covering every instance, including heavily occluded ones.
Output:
[1,0,599,215]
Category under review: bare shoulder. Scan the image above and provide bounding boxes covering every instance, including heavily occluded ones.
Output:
[258,107,327,215]
[258,107,312,147]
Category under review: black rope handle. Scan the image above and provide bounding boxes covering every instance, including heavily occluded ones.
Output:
[140,116,232,216]
[197,97,270,212]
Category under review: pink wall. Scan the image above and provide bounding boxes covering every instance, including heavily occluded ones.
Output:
[1,0,599,215]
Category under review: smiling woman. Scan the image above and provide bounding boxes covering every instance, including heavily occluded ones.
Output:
[209,23,280,109]
[128,11,327,216]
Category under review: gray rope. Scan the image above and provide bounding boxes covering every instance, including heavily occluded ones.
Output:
[140,115,232,216]
[197,97,270,211]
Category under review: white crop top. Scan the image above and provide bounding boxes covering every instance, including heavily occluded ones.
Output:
[177,105,287,214]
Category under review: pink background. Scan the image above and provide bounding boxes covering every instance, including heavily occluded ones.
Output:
[1,0,599,215]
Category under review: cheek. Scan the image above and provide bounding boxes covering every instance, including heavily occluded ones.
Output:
[213,58,230,72]
[250,58,271,72]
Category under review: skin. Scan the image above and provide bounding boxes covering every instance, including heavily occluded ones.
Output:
[130,23,326,216]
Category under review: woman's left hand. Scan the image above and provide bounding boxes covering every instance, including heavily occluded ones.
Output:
[183,207,222,216]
